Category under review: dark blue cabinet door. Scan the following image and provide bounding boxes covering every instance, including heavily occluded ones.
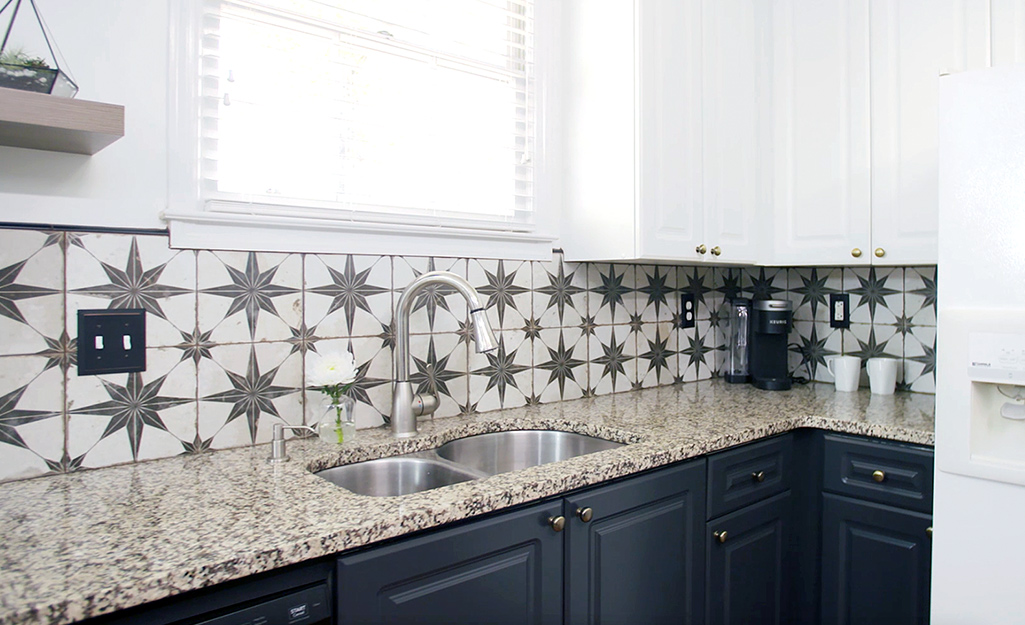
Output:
[706,491,793,625]
[336,501,564,625]
[564,461,706,625]
[821,493,932,625]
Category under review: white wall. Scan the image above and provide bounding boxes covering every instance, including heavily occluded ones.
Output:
[0,0,169,229]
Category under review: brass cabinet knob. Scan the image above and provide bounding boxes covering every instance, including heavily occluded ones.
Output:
[875,248,886,258]
[576,507,593,523]
[851,248,863,258]
[710,246,722,256]
[713,530,728,544]
[549,516,566,532]
[752,471,765,483]
[872,470,886,483]
[696,245,707,255]
[926,526,933,538]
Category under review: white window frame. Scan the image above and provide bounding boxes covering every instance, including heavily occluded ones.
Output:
[165,0,560,259]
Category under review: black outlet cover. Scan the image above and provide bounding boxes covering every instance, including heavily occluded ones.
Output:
[679,293,696,329]
[77,309,146,375]
[829,293,850,329]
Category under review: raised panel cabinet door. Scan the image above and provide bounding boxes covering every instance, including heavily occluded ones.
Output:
[821,494,932,625]
[706,492,793,625]
[564,460,706,625]
[771,0,872,266]
[869,0,961,265]
[637,0,705,262]
[700,0,772,265]
[336,501,563,625]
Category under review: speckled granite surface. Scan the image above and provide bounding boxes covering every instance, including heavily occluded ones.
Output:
[0,380,934,625]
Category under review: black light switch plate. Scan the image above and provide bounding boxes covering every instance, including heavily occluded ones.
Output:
[77,309,146,375]
[829,293,850,329]
[679,293,696,329]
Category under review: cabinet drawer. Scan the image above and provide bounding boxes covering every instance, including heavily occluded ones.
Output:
[707,435,793,519]
[822,434,934,513]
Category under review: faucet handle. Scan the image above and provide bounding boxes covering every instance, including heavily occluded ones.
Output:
[268,423,316,463]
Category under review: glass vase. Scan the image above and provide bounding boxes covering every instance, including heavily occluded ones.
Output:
[317,395,356,444]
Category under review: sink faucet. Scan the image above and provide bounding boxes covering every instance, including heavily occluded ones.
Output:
[392,271,497,438]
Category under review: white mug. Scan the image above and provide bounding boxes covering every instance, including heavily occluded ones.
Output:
[827,356,862,392]
[867,357,898,395]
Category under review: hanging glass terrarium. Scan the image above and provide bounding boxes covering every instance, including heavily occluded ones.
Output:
[0,0,77,97]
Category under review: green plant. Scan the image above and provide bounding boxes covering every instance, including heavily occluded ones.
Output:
[0,47,50,69]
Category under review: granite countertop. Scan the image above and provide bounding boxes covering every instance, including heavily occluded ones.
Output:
[0,380,935,625]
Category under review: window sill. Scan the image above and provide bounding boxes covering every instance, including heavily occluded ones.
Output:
[163,211,558,260]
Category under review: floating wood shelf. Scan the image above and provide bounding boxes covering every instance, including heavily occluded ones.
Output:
[0,87,124,155]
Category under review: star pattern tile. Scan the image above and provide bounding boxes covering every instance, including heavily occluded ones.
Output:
[34,331,76,374]
[175,327,215,364]
[537,333,586,398]
[471,338,530,406]
[793,324,836,378]
[593,328,631,389]
[71,372,192,460]
[749,268,786,301]
[71,238,191,321]
[791,268,836,319]
[639,329,673,379]
[0,384,59,449]
[202,347,296,443]
[475,261,529,327]
[536,261,586,324]
[285,323,322,356]
[639,266,672,318]
[0,260,60,325]
[681,331,712,370]
[850,268,901,321]
[409,337,463,399]
[594,266,630,319]
[307,256,389,336]
[717,269,742,302]
[410,258,458,331]
[201,253,299,339]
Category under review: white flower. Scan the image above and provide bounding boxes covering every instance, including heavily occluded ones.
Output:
[307,351,357,388]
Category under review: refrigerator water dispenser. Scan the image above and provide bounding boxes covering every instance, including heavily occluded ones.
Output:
[937,309,1025,486]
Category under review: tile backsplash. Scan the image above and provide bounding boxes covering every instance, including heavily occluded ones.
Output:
[0,228,936,482]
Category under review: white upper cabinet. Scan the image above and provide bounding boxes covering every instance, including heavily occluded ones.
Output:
[562,0,704,263]
[869,0,959,265]
[770,0,872,266]
[700,0,771,265]
[562,0,766,264]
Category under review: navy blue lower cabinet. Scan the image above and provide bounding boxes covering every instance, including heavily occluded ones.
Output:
[563,460,707,625]
[336,501,564,625]
[820,493,932,625]
[706,491,793,625]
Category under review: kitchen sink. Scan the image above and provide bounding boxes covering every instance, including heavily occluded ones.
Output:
[435,430,624,476]
[315,457,481,497]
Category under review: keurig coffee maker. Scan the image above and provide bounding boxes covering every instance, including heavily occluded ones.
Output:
[749,299,793,390]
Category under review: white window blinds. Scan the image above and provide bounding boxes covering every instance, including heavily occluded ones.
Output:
[198,0,535,230]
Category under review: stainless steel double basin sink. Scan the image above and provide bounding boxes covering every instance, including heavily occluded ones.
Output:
[315,430,624,497]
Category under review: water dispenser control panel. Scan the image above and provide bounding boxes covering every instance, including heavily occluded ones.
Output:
[969,332,1025,384]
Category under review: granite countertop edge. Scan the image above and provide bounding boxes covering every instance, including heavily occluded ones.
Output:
[0,381,935,625]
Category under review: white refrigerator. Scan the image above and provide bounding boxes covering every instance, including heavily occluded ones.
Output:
[934,65,1025,622]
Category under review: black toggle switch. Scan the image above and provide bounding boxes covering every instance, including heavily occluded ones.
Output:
[77,309,146,376]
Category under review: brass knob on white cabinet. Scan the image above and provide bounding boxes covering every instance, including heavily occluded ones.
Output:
[710,246,722,256]
[696,245,707,255]
[851,248,863,258]
[875,248,886,258]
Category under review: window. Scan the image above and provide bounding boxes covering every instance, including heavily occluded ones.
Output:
[167,0,556,258]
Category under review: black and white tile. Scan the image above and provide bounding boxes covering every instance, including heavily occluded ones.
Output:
[198,252,302,344]
[67,348,196,467]
[532,255,587,329]
[679,321,715,383]
[0,230,64,356]
[305,254,391,339]
[588,325,637,395]
[637,265,677,323]
[407,332,468,419]
[905,267,937,328]
[198,342,303,448]
[848,267,903,325]
[468,259,532,332]
[0,355,63,481]
[533,327,588,403]
[67,234,196,348]
[639,322,678,388]
[468,330,532,412]
[589,264,637,326]
[394,257,467,335]
[788,267,842,324]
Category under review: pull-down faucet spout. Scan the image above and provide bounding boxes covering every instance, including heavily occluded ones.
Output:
[391,271,497,438]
